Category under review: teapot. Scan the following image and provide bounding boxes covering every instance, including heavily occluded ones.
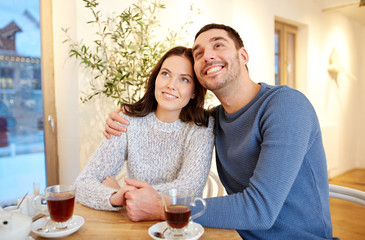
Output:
[0,206,32,240]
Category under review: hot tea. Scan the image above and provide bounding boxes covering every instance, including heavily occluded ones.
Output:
[165,205,191,229]
[47,192,75,222]
[32,185,76,229]
[161,188,206,238]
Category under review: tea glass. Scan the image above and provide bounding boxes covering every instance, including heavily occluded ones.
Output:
[161,189,206,239]
[33,185,75,229]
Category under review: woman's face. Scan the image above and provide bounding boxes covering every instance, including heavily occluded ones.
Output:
[154,55,195,122]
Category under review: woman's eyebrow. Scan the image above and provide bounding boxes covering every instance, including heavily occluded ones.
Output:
[161,67,192,79]
[180,73,193,79]
[160,67,171,73]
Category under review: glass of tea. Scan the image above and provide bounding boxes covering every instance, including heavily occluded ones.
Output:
[33,185,75,229]
[161,188,206,239]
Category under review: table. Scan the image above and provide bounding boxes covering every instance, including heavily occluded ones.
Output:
[30,203,241,239]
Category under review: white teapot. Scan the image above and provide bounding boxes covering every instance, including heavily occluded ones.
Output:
[0,206,32,240]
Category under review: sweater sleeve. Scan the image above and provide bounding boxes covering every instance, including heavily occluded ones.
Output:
[152,117,215,197]
[74,133,127,211]
[192,89,321,230]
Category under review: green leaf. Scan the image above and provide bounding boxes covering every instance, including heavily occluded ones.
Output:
[62,0,200,104]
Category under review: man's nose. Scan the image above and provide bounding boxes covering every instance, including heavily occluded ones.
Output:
[203,49,216,62]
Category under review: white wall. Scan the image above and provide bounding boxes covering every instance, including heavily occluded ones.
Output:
[53,0,80,184]
[51,0,365,184]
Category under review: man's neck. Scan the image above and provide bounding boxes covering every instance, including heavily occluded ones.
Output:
[216,77,261,114]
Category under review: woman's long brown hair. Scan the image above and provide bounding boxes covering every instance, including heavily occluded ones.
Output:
[123,46,209,127]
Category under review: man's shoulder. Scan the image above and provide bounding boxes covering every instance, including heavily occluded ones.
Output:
[268,86,310,106]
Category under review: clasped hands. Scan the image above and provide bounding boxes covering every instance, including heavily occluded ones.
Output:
[102,176,165,221]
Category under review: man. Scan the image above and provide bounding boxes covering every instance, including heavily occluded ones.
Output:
[104,24,334,239]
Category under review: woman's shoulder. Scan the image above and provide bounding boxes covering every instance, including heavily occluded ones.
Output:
[118,111,153,129]
[185,115,215,133]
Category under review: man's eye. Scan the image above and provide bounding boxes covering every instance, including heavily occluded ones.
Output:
[194,52,202,58]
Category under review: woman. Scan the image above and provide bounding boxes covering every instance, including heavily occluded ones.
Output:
[75,46,214,211]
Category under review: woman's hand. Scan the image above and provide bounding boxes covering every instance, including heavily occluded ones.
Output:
[109,184,137,207]
[103,109,130,139]
[102,176,121,190]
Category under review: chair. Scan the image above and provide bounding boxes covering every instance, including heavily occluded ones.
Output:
[329,184,365,239]
[203,171,224,198]
[329,184,365,206]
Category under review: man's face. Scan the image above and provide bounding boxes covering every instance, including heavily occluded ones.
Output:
[192,29,245,92]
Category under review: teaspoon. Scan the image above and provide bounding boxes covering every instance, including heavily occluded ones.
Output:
[16,193,28,209]
[153,227,167,239]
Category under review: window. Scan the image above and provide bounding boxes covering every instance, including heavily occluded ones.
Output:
[0,68,14,89]
[275,21,297,88]
[0,0,48,207]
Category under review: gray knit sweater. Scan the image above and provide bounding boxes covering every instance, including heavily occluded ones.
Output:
[75,112,215,211]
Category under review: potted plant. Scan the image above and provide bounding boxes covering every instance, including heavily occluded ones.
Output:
[62,0,199,107]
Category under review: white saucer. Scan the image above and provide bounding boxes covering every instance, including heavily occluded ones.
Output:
[31,215,84,238]
[148,221,204,240]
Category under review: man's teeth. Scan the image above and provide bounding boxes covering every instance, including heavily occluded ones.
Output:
[207,66,222,74]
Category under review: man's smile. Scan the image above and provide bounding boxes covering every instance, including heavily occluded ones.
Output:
[204,65,225,75]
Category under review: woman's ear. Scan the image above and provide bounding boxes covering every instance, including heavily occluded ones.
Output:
[191,91,196,99]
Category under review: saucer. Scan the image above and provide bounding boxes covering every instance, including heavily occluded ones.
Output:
[148,221,204,240]
[31,215,84,238]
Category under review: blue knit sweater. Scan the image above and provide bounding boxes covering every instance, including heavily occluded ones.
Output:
[193,83,333,239]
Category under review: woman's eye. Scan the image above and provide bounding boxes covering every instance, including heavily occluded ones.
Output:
[182,77,189,83]
[162,71,170,77]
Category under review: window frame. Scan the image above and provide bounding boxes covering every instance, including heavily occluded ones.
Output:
[40,0,59,186]
[275,21,298,88]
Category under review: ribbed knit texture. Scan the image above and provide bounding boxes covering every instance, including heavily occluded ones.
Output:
[192,83,333,240]
[75,112,215,211]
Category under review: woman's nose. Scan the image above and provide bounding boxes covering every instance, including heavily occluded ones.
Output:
[166,78,177,90]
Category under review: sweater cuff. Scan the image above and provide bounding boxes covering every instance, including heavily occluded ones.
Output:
[104,189,123,211]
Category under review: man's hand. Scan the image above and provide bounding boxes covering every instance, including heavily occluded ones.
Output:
[124,178,165,222]
[103,109,130,139]
[109,185,137,207]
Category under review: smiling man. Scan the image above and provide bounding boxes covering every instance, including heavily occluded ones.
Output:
[187,23,334,240]
[104,24,335,240]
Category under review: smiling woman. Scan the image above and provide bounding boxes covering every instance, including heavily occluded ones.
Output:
[74,46,215,213]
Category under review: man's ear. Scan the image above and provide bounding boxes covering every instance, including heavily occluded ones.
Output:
[239,47,249,65]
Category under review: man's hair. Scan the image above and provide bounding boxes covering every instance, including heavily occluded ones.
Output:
[195,23,245,50]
